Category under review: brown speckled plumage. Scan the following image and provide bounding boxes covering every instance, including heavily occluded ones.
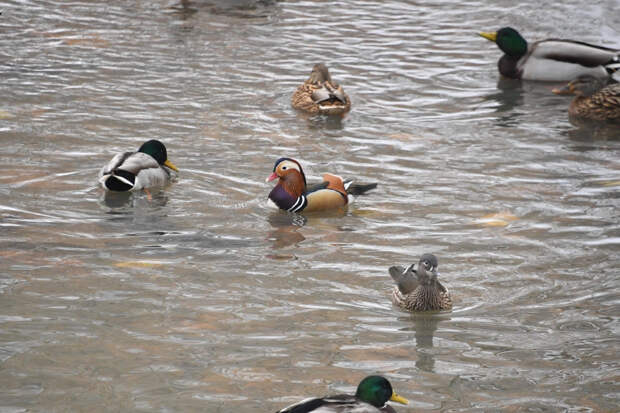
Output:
[391,285,452,312]
[389,254,452,312]
[291,63,351,115]
[553,75,620,122]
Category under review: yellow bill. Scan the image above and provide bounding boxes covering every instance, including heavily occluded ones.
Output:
[479,31,497,42]
[164,159,179,172]
[390,392,409,405]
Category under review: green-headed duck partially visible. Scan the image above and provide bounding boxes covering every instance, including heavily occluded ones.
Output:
[99,140,179,192]
[276,375,409,413]
[479,27,620,81]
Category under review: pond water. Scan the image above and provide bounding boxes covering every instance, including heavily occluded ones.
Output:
[1,0,619,411]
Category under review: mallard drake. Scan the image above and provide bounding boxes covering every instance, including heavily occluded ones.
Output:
[552,75,620,121]
[389,254,452,312]
[267,158,376,213]
[291,63,351,115]
[479,27,620,81]
[99,140,179,192]
[276,375,409,413]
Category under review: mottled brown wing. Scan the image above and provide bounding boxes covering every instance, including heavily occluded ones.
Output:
[291,83,320,114]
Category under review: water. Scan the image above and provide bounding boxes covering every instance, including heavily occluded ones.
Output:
[1,0,619,411]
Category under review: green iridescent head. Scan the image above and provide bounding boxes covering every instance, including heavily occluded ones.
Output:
[479,27,528,57]
[138,140,178,171]
[355,376,409,408]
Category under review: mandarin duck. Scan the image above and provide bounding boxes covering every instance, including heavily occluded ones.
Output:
[552,75,620,121]
[276,375,409,413]
[99,139,178,192]
[479,27,620,81]
[389,254,453,312]
[267,158,377,213]
[291,63,351,115]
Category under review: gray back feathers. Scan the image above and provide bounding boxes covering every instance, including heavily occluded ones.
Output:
[388,264,418,295]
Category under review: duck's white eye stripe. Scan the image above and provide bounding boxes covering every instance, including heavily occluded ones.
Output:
[280,161,300,172]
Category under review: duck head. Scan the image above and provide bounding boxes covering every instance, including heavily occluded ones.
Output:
[308,63,333,85]
[479,27,528,57]
[415,253,440,286]
[552,75,606,97]
[139,140,179,171]
[355,376,409,408]
[267,157,307,197]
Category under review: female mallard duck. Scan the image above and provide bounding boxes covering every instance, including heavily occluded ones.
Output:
[291,63,351,115]
[479,27,620,81]
[99,139,179,192]
[267,157,376,213]
[389,254,452,312]
[552,75,620,121]
[276,375,409,413]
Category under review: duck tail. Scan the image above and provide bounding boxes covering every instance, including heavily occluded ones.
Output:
[100,170,136,191]
[607,61,620,82]
[389,264,417,294]
[344,181,377,196]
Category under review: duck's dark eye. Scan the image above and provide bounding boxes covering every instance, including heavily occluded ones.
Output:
[282,166,287,170]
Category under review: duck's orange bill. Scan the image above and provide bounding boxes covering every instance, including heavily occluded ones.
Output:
[266,172,278,182]
[552,84,572,95]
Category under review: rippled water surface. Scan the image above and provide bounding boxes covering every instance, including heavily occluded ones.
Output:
[1,0,619,411]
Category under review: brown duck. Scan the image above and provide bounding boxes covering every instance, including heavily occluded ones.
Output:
[389,254,452,312]
[552,75,620,121]
[291,63,351,115]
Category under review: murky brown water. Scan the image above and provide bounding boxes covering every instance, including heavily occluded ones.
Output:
[1,0,619,411]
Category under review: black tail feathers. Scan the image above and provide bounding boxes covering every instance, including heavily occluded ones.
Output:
[346,182,378,196]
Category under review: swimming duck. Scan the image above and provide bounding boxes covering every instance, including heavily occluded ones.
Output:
[389,254,452,312]
[552,75,620,121]
[99,139,179,192]
[479,27,620,81]
[276,375,409,413]
[267,158,377,213]
[292,63,351,115]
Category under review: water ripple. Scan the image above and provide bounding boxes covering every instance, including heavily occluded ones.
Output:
[0,0,619,412]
